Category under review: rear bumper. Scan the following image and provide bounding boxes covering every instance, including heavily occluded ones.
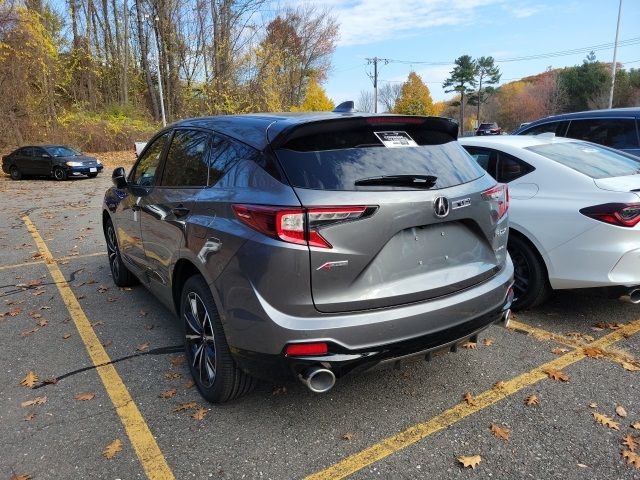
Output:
[232,297,512,383]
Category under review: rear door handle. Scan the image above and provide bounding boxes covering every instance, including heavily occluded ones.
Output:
[171,206,190,217]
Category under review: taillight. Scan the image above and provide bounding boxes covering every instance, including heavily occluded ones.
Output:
[482,183,509,220]
[285,342,328,356]
[232,204,370,248]
[580,203,640,227]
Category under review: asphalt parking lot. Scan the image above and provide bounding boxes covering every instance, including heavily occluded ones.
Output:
[1,171,640,480]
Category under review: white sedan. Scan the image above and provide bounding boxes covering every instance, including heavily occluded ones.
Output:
[459,134,640,310]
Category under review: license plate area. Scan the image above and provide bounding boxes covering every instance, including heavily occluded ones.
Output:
[90,167,97,172]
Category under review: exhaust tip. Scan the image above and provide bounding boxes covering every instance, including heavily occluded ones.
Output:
[502,309,512,328]
[300,367,336,393]
[621,288,640,304]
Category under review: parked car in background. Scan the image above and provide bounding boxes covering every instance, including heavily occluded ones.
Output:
[2,145,103,180]
[103,112,513,403]
[460,135,640,310]
[513,107,640,157]
[476,122,502,135]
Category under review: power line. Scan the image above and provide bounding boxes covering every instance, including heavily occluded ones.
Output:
[366,57,390,113]
[383,36,640,66]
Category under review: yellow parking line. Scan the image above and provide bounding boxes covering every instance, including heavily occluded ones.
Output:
[57,251,106,262]
[305,319,640,480]
[22,215,175,480]
[509,319,579,348]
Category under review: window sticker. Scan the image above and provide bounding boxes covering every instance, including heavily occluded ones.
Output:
[374,131,418,148]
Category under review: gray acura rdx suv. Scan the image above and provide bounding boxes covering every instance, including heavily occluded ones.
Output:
[102,110,514,403]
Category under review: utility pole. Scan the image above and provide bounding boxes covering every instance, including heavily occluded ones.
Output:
[152,16,167,126]
[608,0,623,109]
[366,57,389,113]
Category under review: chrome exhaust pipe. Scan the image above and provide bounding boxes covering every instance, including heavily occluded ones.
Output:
[299,366,336,393]
[502,309,512,327]
[621,288,640,304]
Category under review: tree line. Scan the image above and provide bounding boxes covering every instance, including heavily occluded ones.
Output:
[0,0,337,150]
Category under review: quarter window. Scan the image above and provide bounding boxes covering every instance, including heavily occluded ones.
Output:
[161,129,210,187]
[131,132,169,187]
[566,118,639,149]
[521,121,568,136]
[496,152,534,183]
[208,134,250,186]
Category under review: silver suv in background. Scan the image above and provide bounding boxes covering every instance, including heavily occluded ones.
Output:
[102,112,514,403]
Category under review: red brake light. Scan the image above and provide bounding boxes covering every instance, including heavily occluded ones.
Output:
[580,203,640,227]
[482,183,509,220]
[285,342,328,356]
[232,205,370,248]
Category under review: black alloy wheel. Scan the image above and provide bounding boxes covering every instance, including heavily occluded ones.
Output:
[10,166,22,180]
[507,235,550,310]
[105,218,137,287]
[53,167,67,181]
[181,275,255,403]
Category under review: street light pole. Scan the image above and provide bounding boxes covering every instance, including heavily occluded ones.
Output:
[152,16,167,126]
[608,0,623,109]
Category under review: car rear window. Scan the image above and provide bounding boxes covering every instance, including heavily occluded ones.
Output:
[275,141,485,190]
[526,141,640,179]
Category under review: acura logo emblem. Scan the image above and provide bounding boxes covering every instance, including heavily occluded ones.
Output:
[433,196,450,218]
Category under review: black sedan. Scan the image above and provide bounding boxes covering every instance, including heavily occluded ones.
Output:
[1,145,103,180]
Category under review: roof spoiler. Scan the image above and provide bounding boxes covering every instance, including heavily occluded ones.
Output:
[270,115,459,150]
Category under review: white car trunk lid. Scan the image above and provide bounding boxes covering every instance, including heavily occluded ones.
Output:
[594,175,640,192]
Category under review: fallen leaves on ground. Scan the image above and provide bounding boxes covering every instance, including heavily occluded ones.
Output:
[10,474,32,480]
[170,355,185,367]
[24,413,36,421]
[589,402,598,408]
[21,327,39,337]
[457,455,481,469]
[551,347,570,355]
[489,423,510,441]
[623,435,638,452]
[191,408,207,420]
[103,439,123,459]
[593,412,620,430]
[595,322,623,330]
[483,338,494,346]
[20,371,39,388]
[461,341,477,349]
[622,450,640,469]
[525,395,539,407]
[632,422,640,430]
[622,362,640,372]
[159,388,176,399]
[616,405,628,418]
[173,402,197,412]
[184,380,195,389]
[21,396,47,407]
[74,392,96,401]
[62,332,71,339]
[463,392,478,406]
[543,367,569,382]
[164,372,182,380]
[136,342,149,352]
[342,432,354,441]
[583,347,605,359]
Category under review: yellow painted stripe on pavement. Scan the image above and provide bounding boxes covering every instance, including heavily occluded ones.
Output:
[305,319,640,480]
[509,319,578,348]
[0,260,45,271]
[23,215,175,480]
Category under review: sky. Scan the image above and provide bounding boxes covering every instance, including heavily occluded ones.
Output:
[320,0,640,109]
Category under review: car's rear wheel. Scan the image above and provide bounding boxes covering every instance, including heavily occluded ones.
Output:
[10,166,22,180]
[181,275,255,403]
[53,167,67,181]
[105,218,138,287]
[508,235,551,310]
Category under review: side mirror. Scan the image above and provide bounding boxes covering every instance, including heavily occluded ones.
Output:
[112,167,127,189]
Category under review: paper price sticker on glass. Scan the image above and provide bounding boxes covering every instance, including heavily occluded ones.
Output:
[374,131,418,148]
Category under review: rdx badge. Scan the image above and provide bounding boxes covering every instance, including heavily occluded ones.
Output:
[317,260,349,271]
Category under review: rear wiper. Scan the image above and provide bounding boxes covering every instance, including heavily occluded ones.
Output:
[354,174,437,189]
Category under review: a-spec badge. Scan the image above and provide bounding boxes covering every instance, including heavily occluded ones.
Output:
[316,260,349,271]
[433,196,450,218]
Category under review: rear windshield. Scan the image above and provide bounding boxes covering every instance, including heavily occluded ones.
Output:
[275,141,485,191]
[526,141,640,179]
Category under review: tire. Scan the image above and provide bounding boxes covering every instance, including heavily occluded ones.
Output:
[88,173,98,178]
[181,275,256,403]
[10,166,22,180]
[104,218,138,287]
[508,234,551,310]
[53,167,67,181]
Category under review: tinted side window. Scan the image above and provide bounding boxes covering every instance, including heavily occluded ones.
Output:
[496,152,534,182]
[522,121,568,136]
[462,146,497,178]
[32,147,47,157]
[162,129,210,187]
[132,132,169,187]
[208,135,250,186]
[566,118,640,149]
